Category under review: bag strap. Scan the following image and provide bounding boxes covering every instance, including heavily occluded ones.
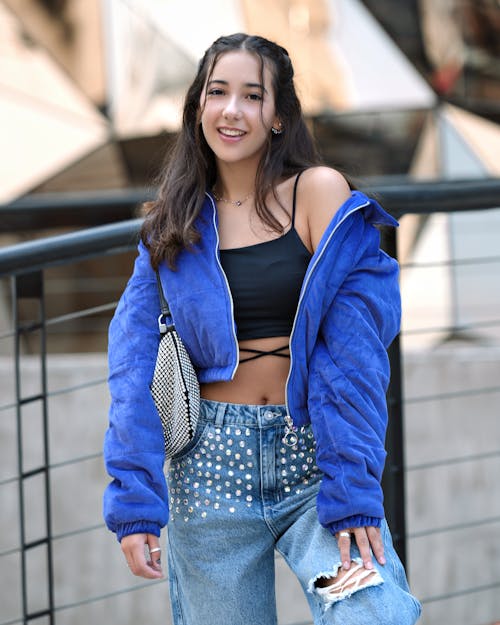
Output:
[155,271,172,334]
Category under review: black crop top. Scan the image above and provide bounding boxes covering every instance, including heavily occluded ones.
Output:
[219,172,311,347]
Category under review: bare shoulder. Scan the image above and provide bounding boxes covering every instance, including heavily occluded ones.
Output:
[301,166,351,200]
[299,167,352,251]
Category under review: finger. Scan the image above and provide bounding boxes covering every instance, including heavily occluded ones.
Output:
[122,534,163,579]
[367,526,386,565]
[147,537,163,572]
[352,527,373,569]
[336,530,352,570]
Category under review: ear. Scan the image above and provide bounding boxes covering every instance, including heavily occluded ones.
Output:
[271,119,283,135]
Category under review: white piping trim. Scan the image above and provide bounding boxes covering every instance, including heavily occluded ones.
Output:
[285,201,370,420]
[206,192,240,379]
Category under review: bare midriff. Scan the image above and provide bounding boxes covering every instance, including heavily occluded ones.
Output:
[199,335,290,405]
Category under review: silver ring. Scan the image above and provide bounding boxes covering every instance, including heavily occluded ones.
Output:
[338,531,351,538]
[149,547,161,554]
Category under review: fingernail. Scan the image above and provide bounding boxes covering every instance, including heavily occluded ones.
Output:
[343,561,350,570]
[365,561,374,570]
[380,556,386,565]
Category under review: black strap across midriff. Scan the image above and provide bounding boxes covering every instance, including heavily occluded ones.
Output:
[238,344,290,363]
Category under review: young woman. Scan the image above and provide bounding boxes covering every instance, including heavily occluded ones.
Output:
[103,33,421,625]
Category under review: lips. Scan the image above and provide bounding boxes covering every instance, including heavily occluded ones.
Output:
[218,127,246,138]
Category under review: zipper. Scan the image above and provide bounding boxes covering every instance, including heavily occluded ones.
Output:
[284,200,370,422]
[207,193,240,379]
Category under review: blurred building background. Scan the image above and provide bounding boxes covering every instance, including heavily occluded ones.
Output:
[2,0,500,350]
[1,2,500,625]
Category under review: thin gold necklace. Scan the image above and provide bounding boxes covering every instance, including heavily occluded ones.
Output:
[212,187,253,207]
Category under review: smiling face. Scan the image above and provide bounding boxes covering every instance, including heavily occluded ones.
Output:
[199,50,280,170]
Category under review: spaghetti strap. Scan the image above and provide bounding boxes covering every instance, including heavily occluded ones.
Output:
[291,170,305,228]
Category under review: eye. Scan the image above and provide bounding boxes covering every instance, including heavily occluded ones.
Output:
[207,88,225,97]
[247,93,263,101]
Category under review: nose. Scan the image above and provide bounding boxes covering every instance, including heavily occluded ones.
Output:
[222,95,242,120]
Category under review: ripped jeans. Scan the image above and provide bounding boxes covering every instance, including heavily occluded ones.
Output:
[166,399,421,625]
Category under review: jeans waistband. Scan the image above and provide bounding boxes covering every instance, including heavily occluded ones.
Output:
[200,398,288,428]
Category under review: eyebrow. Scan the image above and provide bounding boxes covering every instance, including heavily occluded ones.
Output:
[207,79,268,93]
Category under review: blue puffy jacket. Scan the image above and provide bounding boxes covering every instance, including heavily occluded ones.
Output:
[103,190,400,541]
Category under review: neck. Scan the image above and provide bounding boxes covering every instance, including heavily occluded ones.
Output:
[215,161,257,201]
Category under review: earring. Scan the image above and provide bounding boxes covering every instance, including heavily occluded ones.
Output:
[271,125,283,135]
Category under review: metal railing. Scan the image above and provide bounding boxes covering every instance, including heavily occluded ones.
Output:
[1,178,500,625]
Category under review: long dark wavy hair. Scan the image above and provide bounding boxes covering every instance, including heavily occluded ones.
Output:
[141,33,321,269]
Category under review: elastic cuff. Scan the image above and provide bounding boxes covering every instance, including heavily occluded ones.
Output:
[326,515,382,535]
[116,521,162,542]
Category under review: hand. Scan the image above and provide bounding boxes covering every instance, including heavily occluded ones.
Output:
[121,533,164,579]
[336,526,386,571]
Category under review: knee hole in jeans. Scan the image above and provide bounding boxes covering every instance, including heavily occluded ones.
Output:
[312,560,384,607]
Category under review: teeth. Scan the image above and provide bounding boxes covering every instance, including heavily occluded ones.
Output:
[220,128,244,137]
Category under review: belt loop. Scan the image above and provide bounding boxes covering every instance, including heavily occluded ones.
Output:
[214,402,226,428]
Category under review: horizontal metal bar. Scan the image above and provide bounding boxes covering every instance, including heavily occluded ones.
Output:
[24,537,49,550]
[405,384,500,405]
[420,580,500,605]
[19,394,45,406]
[21,466,47,480]
[406,449,500,472]
[17,321,43,333]
[363,177,500,217]
[0,218,142,277]
[25,609,51,621]
[0,188,154,233]
[409,514,500,539]
[1,179,500,276]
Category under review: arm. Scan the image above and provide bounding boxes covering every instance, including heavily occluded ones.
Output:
[309,232,400,569]
[103,242,169,543]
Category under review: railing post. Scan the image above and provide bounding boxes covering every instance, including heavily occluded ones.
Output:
[381,227,407,570]
[13,271,55,624]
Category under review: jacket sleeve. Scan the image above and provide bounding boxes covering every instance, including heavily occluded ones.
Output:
[308,226,401,535]
[102,242,169,541]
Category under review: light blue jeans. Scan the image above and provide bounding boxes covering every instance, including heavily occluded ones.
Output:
[166,399,421,625]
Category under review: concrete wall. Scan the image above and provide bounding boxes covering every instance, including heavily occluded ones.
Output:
[1,347,499,625]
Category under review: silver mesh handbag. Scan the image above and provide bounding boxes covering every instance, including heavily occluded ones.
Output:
[150,272,200,459]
